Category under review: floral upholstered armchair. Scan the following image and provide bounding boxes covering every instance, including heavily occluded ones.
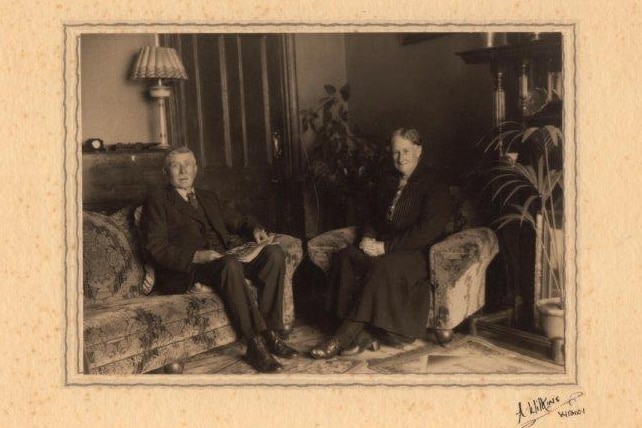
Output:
[307,226,498,343]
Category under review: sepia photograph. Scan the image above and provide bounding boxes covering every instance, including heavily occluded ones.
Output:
[6,0,642,423]
[65,26,575,386]
[4,0,642,423]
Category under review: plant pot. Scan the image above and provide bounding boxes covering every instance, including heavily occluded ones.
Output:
[536,297,565,339]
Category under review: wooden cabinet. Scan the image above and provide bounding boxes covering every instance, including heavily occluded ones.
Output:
[456,34,564,334]
[82,151,167,213]
[457,33,562,131]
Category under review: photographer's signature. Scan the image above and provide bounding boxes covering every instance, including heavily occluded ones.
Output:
[516,392,584,427]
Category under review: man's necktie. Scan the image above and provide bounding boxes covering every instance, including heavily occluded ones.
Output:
[187,191,199,210]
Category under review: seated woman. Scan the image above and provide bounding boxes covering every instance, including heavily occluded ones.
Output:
[310,128,453,359]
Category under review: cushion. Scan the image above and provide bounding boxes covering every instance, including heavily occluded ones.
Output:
[131,205,155,295]
[83,211,144,304]
[110,206,155,295]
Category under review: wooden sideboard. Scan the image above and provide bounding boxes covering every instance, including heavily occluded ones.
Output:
[82,150,305,239]
[82,150,167,213]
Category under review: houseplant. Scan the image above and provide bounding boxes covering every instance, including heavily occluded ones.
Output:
[477,121,565,338]
[300,84,379,233]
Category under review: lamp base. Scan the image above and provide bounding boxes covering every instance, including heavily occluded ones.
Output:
[149,84,171,99]
[149,85,170,148]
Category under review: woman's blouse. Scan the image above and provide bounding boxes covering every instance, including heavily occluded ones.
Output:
[361,166,454,254]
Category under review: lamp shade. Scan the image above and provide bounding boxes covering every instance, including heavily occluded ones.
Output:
[130,46,188,80]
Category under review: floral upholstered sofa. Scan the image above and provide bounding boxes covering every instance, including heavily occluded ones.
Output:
[307,226,498,342]
[82,206,302,375]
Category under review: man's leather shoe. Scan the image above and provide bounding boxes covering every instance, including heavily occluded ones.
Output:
[309,337,341,359]
[339,331,380,357]
[246,336,283,373]
[263,330,299,359]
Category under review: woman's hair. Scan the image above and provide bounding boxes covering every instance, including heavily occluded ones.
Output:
[391,128,422,147]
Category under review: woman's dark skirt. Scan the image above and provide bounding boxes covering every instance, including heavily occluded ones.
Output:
[328,245,431,339]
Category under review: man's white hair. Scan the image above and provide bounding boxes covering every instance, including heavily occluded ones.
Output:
[164,146,197,169]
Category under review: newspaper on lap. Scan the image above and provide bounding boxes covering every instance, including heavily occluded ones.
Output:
[188,235,278,294]
[224,234,278,263]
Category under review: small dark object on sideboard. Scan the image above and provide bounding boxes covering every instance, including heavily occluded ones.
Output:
[107,142,161,151]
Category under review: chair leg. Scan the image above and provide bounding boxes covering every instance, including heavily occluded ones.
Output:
[434,328,454,345]
[279,323,293,340]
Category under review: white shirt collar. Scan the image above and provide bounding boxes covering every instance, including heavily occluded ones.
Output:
[174,187,194,202]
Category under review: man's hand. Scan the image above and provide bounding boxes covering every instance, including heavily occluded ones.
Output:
[359,237,385,257]
[192,250,223,264]
[253,227,271,244]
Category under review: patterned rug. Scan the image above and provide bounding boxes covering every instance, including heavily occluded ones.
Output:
[173,326,563,375]
[367,335,563,374]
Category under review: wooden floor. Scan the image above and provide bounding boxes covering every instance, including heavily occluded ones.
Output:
[169,323,427,375]
[153,320,560,375]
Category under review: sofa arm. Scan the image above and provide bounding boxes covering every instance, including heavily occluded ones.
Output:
[427,227,499,330]
[307,227,358,273]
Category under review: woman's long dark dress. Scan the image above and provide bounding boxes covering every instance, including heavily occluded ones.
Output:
[329,165,454,339]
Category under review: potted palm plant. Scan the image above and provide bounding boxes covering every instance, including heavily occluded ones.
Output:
[478,122,564,339]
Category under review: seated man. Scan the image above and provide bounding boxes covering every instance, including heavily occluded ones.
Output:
[140,147,298,373]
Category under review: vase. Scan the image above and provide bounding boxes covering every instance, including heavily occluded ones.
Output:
[536,297,565,339]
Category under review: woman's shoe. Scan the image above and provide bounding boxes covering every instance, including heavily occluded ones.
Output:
[309,338,342,359]
[339,332,380,356]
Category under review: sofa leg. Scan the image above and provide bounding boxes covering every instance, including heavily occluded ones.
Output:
[163,360,185,374]
[434,329,454,345]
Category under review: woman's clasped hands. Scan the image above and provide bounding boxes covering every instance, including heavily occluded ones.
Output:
[359,237,385,257]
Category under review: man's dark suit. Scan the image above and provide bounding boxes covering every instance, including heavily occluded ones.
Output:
[140,186,285,338]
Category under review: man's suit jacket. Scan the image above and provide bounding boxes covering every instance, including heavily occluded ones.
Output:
[140,186,261,294]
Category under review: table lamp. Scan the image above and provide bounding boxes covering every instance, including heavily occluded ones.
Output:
[130,46,188,148]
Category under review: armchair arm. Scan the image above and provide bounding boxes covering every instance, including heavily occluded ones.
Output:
[428,227,499,330]
[307,227,358,273]
[429,227,499,289]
